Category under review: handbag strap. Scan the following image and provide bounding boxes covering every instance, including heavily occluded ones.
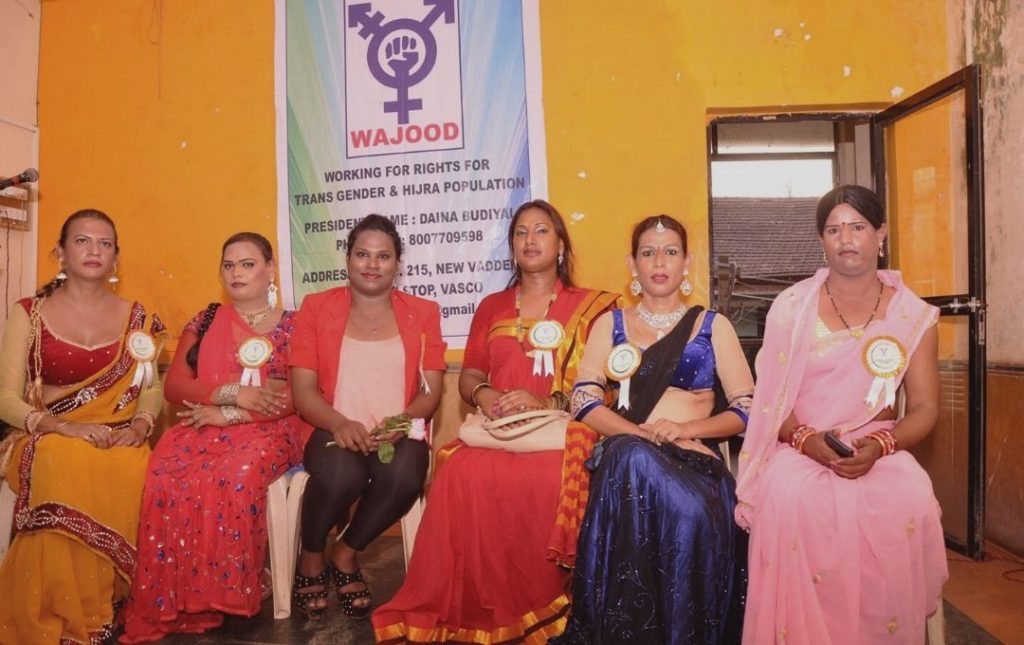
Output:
[482,409,569,439]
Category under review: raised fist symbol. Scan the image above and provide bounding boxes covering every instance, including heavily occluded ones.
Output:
[385,35,420,76]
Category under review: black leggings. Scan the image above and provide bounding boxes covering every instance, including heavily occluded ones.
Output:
[300,428,429,552]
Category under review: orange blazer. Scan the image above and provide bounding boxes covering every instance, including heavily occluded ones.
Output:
[289,287,447,407]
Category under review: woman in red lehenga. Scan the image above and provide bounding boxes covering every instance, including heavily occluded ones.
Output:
[373,200,618,644]
[121,233,312,642]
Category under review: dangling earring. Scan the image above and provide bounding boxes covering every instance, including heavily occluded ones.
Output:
[630,275,642,297]
[822,250,829,265]
[267,283,279,309]
[679,269,693,297]
[558,251,564,266]
[55,266,68,281]
[878,244,885,258]
[107,264,119,285]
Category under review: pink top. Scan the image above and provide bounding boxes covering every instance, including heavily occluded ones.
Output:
[333,334,405,429]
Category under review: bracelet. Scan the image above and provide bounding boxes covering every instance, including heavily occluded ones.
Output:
[867,429,898,456]
[132,411,158,438]
[470,382,493,407]
[549,391,570,412]
[221,405,244,425]
[789,424,816,454]
[214,383,241,406]
[24,409,46,434]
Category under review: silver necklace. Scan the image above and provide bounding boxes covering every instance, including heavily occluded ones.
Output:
[636,302,687,339]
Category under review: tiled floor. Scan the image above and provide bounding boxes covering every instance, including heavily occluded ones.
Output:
[151,537,1022,644]
[943,545,1024,644]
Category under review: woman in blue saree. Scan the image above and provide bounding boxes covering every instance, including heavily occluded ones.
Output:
[551,215,753,644]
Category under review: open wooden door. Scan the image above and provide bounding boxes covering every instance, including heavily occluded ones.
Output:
[871,64,986,559]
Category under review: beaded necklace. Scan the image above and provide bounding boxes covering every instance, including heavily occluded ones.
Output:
[824,278,883,339]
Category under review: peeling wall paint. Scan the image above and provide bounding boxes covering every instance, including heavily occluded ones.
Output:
[961,0,1024,556]
[970,0,1024,365]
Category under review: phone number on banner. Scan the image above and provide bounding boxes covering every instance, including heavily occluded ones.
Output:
[408,230,485,245]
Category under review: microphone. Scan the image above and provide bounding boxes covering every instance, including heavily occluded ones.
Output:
[0,168,39,191]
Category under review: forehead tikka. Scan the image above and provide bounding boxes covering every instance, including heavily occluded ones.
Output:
[655,218,666,234]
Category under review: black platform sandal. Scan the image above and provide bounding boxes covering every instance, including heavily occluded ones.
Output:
[292,568,330,620]
[327,562,372,618]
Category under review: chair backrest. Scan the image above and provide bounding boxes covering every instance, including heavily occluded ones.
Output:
[0,480,16,564]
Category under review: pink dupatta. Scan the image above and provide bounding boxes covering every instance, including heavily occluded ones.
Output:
[735,269,938,529]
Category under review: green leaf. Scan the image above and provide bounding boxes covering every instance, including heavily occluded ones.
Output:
[378,442,395,464]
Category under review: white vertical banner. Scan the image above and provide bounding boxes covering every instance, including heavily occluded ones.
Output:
[275,0,547,349]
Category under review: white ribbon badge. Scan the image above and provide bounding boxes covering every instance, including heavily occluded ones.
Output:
[606,343,641,411]
[528,321,565,377]
[238,337,273,387]
[862,336,908,408]
[127,331,157,390]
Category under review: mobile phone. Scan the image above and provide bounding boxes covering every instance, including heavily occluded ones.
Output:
[823,432,855,458]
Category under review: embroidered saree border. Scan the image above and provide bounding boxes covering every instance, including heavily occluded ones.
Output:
[374,595,569,644]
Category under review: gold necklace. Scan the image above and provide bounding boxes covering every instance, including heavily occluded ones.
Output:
[514,288,557,342]
[824,279,883,339]
[236,304,273,328]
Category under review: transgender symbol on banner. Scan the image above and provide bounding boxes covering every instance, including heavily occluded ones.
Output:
[345,1,464,158]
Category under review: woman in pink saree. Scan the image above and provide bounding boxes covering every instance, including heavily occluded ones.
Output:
[736,185,947,644]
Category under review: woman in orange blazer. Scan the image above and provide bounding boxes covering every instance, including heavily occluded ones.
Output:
[288,214,446,619]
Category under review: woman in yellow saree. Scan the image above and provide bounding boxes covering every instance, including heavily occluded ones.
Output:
[0,210,166,645]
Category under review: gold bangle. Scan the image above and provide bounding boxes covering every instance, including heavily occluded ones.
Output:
[24,410,46,434]
[470,382,493,407]
[549,391,570,412]
[132,411,157,438]
[214,383,241,406]
[221,405,244,425]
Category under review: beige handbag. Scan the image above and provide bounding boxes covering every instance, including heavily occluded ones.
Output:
[458,409,570,452]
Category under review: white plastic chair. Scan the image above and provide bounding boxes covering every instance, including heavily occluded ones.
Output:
[266,466,310,619]
[0,480,15,564]
[265,429,431,619]
[399,487,426,567]
[927,599,946,644]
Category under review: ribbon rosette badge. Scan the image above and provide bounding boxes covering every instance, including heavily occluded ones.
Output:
[528,321,565,376]
[862,335,908,408]
[127,331,157,390]
[238,337,273,387]
[606,343,641,411]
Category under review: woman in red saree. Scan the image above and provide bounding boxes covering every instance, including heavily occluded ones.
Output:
[121,233,312,642]
[736,186,947,644]
[0,209,166,645]
[373,200,618,644]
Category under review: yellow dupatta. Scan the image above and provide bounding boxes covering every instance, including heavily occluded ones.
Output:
[7,300,167,578]
[0,299,166,644]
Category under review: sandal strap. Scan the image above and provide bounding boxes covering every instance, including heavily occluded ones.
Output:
[292,568,330,603]
[294,569,329,587]
[328,563,367,587]
[340,589,372,601]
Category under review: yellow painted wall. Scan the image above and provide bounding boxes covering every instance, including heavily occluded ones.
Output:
[36,1,951,349]
[36,1,277,349]
[541,1,950,299]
